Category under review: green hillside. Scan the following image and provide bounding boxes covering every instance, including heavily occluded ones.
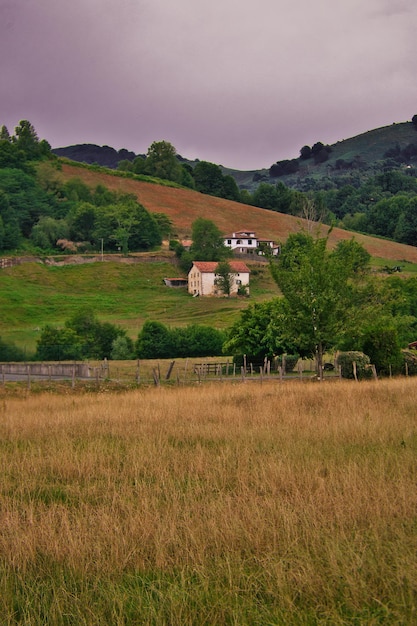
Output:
[0,255,277,353]
[224,121,417,191]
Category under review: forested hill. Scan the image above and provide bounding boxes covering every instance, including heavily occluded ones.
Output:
[57,162,417,264]
[53,120,417,191]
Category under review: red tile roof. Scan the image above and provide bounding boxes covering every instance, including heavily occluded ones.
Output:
[192,261,250,273]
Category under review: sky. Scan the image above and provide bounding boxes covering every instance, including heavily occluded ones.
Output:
[1,0,416,171]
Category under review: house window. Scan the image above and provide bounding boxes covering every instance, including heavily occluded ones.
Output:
[236,239,241,244]
[236,279,241,285]
[248,239,252,245]
[227,239,231,245]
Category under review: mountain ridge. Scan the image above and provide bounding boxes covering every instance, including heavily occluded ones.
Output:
[52,120,417,191]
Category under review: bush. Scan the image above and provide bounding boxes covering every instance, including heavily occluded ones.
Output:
[276,354,299,372]
[0,337,27,361]
[232,354,272,371]
[337,351,372,379]
[362,326,403,376]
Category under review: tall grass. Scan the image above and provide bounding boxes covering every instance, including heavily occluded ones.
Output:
[0,378,416,624]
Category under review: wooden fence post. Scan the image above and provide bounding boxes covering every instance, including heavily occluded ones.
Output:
[166,360,175,380]
[152,368,160,386]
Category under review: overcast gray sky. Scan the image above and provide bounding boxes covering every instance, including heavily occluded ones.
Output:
[1,0,416,170]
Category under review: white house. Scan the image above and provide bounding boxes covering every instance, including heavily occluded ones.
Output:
[188,260,250,296]
[224,230,279,256]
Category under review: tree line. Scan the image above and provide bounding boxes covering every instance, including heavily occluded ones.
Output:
[0,121,167,254]
[3,121,417,249]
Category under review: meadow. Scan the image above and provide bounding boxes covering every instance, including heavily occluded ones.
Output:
[0,377,416,624]
[0,257,278,353]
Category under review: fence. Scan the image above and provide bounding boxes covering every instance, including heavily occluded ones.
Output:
[0,362,93,388]
[0,358,396,390]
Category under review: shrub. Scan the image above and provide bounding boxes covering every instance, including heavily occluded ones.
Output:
[362,326,403,376]
[0,336,27,361]
[337,351,372,379]
[277,354,299,372]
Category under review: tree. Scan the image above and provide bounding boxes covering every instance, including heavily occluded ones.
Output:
[12,120,50,159]
[30,216,69,250]
[111,336,134,360]
[361,322,403,375]
[0,336,26,361]
[35,326,83,361]
[300,145,312,160]
[65,307,130,359]
[135,321,174,359]
[68,202,97,243]
[224,298,299,362]
[214,261,233,296]
[93,197,161,252]
[190,217,231,262]
[144,140,182,182]
[192,161,225,196]
[0,125,11,142]
[270,232,371,377]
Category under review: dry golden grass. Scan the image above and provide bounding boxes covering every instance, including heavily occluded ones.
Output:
[0,378,416,623]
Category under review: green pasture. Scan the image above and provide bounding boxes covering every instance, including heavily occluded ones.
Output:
[0,258,277,353]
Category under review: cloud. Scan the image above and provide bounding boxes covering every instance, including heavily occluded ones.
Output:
[1,0,416,169]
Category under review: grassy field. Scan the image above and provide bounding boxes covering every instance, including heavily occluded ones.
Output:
[0,377,416,624]
[0,256,278,353]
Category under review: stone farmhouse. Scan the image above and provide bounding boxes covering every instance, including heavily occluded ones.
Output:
[188,261,250,296]
[224,230,280,256]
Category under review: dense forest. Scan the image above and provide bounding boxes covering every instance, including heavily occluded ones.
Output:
[0,121,163,255]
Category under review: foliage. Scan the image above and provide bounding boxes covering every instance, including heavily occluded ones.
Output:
[224,298,300,362]
[214,261,233,296]
[0,336,26,361]
[144,140,183,183]
[269,232,372,373]
[135,321,173,359]
[35,325,83,361]
[0,122,165,254]
[35,308,132,361]
[361,324,403,375]
[192,161,240,201]
[110,335,135,360]
[93,196,161,253]
[135,320,225,359]
[276,353,300,372]
[336,351,372,379]
[190,218,232,262]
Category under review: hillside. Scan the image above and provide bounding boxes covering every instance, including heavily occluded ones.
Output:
[57,161,417,264]
[53,121,417,192]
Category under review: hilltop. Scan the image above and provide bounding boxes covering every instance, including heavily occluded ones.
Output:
[53,120,417,193]
[57,161,417,264]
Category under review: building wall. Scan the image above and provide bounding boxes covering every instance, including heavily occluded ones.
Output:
[188,268,250,296]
